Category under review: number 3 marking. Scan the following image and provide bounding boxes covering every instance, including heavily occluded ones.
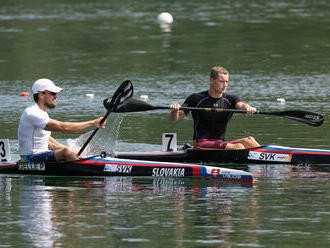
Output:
[0,141,6,157]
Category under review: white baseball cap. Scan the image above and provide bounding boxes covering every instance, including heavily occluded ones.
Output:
[32,78,63,94]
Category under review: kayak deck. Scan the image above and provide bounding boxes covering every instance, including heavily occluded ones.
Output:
[0,157,253,183]
[115,145,330,165]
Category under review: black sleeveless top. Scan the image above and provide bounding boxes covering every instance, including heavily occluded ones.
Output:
[182,91,240,140]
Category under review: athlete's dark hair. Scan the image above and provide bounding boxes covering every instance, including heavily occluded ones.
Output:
[33,93,39,102]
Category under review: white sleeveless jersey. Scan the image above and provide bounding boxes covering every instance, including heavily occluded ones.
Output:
[18,103,51,155]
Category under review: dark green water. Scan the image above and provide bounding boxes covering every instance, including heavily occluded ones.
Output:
[1,0,329,247]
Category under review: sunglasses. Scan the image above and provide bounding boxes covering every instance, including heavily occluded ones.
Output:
[42,91,57,96]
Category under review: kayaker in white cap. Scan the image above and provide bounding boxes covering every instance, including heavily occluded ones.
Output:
[18,78,106,162]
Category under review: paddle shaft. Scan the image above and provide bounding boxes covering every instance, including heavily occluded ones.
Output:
[115,98,323,126]
[150,106,323,126]
[152,105,319,115]
[153,105,264,114]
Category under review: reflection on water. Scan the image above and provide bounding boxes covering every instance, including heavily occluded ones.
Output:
[249,164,330,180]
[0,165,329,247]
[1,169,329,247]
[1,175,254,247]
[0,177,12,204]
[19,185,57,247]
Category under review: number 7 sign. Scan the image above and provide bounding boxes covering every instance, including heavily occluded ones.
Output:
[162,133,177,152]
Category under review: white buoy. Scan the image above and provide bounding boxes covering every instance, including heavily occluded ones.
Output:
[140,95,149,101]
[276,98,285,104]
[157,12,173,25]
[86,93,94,99]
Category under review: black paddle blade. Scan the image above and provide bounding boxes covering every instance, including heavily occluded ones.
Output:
[284,110,324,126]
[266,110,324,127]
[103,80,134,110]
[115,98,156,112]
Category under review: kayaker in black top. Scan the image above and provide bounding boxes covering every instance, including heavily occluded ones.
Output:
[169,66,260,150]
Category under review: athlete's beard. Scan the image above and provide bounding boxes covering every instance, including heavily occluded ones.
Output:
[45,102,56,109]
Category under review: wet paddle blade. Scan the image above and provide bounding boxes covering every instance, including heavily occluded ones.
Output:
[103,80,134,111]
[259,110,324,126]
